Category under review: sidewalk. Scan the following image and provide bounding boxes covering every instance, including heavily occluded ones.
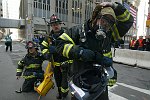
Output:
[0,42,24,99]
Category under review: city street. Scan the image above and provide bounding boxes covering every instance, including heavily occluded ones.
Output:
[0,42,150,100]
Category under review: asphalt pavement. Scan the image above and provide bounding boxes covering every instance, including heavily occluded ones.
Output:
[0,42,150,100]
[0,42,71,100]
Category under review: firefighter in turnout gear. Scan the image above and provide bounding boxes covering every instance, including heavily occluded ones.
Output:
[41,14,72,99]
[55,2,134,100]
[16,41,45,92]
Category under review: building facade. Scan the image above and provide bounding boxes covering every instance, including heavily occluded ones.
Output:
[32,0,95,31]
[19,0,98,40]
[20,0,132,40]
[0,0,3,18]
[0,0,3,39]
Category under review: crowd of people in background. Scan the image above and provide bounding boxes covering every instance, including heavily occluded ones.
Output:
[32,34,45,46]
[129,36,150,51]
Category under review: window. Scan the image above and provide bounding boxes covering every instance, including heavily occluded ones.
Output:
[38,2,42,9]
[47,0,50,5]
[43,0,46,3]
[56,0,58,7]
[85,0,93,20]
[1,14,3,17]
[72,0,82,24]
[59,1,61,7]
[55,0,68,22]
[34,2,38,8]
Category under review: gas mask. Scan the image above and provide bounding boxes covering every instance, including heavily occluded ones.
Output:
[95,24,107,40]
[93,15,115,40]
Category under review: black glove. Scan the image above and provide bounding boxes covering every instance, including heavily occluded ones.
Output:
[99,2,118,9]
[73,46,95,61]
[102,56,113,67]
[79,48,95,61]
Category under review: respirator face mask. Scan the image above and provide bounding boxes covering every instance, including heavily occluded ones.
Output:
[94,15,115,40]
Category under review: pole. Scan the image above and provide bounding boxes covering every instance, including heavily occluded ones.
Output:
[27,0,34,41]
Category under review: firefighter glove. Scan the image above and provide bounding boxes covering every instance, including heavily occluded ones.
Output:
[99,2,118,9]
[102,56,113,67]
[73,46,95,61]
[79,48,95,61]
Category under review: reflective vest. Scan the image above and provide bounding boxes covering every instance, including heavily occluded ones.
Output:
[130,40,136,47]
[138,39,143,47]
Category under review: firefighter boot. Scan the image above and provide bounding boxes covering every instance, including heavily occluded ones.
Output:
[61,62,69,98]
[56,87,62,99]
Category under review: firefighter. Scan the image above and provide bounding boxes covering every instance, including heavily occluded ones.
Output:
[16,41,45,92]
[41,14,72,99]
[55,2,133,100]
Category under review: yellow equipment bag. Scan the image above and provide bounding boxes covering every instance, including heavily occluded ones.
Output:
[36,62,54,96]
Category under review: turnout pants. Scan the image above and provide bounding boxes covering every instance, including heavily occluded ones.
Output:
[22,78,37,92]
[53,64,69,98]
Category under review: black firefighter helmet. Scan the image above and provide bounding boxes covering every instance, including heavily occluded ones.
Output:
[49,14,62,24]
[25,41,38,49]
[70,68,108,100]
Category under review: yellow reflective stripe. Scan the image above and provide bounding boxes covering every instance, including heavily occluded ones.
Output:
[117,10,130,22]
[103,51,112,58]
[107,79,117,87]
[59,33,75,45]
[53,60,73,67]
[22,75,36,79]
[53,62,61,66]
[112,32,116,41]
[18,61,23,66]
[60,87,69,93]
[62,60,73,64]
[16,69,22,72]
[41,41,48,47]
[111,24,121,41]
[42,49,49,54]
[67,60,73,63]
[63,44,74,58]
[26,64,41,69]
